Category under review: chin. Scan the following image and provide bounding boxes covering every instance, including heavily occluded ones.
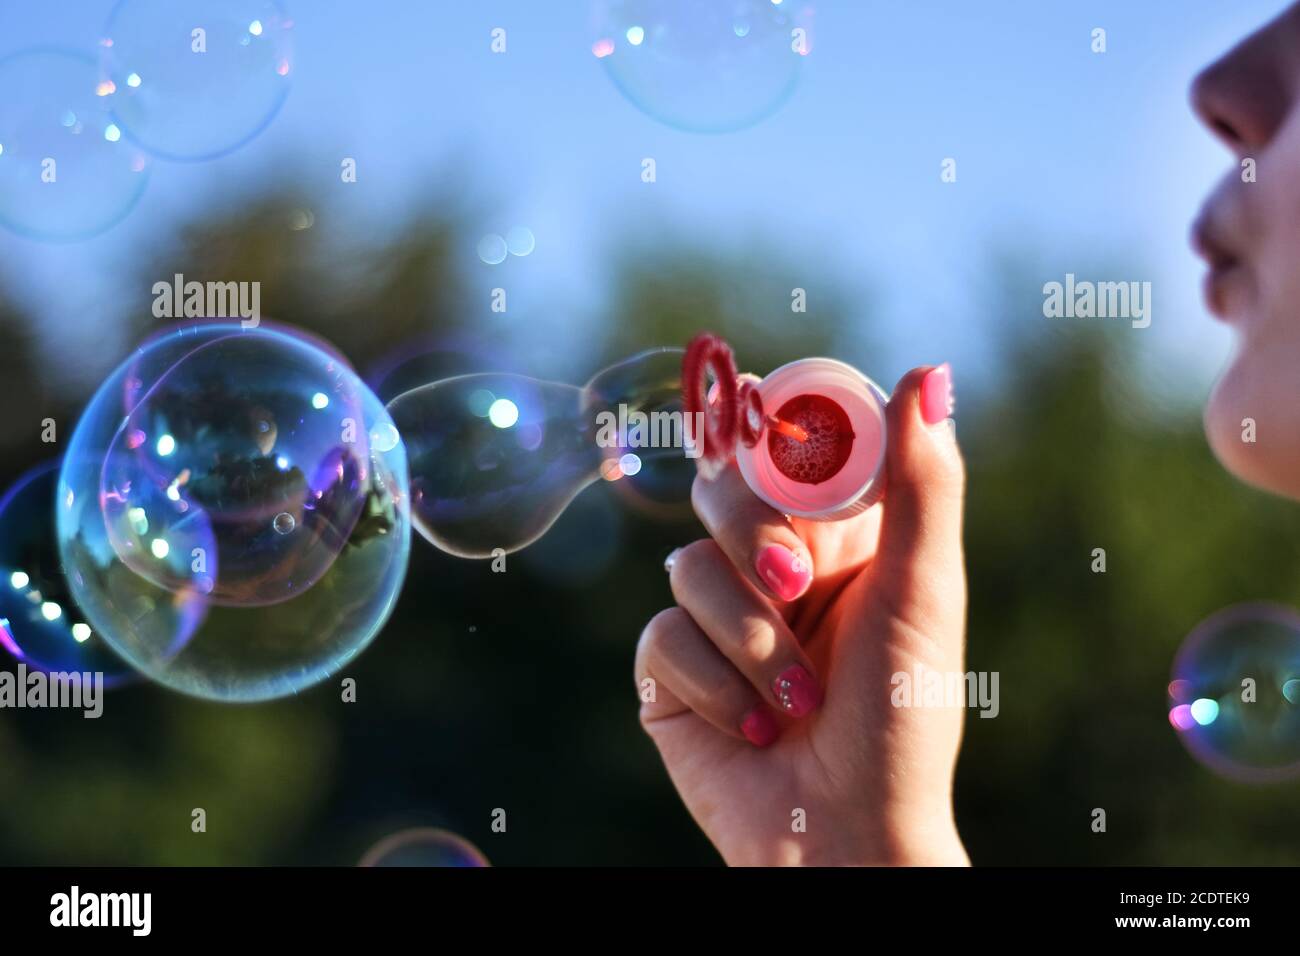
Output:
[1204,349,1300,501]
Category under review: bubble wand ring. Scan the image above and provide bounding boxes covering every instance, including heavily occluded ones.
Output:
[682,332,887,521]
[682,333,739,477]
[682,332,810,468]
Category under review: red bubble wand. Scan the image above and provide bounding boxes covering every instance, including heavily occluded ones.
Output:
[682,333,854,484]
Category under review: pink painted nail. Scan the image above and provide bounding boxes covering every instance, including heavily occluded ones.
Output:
[755,544,812,602]
[772,665,821,718]
[740,707,780,747]
[920,363,954,425]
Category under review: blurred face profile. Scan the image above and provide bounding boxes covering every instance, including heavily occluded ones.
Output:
[1191,3,1300,498]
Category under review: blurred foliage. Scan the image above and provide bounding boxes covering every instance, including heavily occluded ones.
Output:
[1,194,1299,865]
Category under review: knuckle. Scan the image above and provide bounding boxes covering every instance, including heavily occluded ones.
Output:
[639,606,690,655]
[935,442,967,499]
[667,538,721,593]
[635,607,686,688]
[932,441,966,493]
[736,616,779,663]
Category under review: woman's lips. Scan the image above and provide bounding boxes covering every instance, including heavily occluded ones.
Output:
[1191,218,1248,321]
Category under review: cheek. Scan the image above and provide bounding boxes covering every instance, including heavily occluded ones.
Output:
[1256,116,1300,299]
[1205,338,1300,499]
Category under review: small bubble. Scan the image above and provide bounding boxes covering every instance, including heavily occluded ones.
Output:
[1169,603,1300,781]
[369,422,401,453]
[273,512,296,535]
[506,226,535,257]
[477,234,508,265]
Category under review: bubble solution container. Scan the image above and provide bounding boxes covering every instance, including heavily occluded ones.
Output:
[735,357,889,521]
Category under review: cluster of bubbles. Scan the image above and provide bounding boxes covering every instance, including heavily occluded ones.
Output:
[1168,603,1300,783]
[0,0,293,240]
[476,227,536,266]
[590,0,809,133]
[6,322,412,702]
[359,828,490,867]
[14,309,1300,808]
[1,328,700,701]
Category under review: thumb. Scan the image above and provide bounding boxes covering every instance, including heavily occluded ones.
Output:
[872,364,966,634]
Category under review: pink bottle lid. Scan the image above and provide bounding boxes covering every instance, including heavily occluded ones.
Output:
[736,357,888,521]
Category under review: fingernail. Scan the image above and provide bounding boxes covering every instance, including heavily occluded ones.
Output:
[740,707,779,747]
[663,548,681,574]
[755,544,812,601]
[772,665,821,718]
[920,363,955,425]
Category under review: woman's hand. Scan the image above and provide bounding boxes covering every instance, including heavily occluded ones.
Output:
[635,364,969,866]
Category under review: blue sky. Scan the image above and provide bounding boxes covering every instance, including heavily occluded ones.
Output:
[0,0,1286,403]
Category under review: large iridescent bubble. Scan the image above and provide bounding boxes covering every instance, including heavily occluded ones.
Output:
[1168,603,1300,783]
[591,0,807,133]
[387,348,687,558]
[0,49,151,241]
[99,0,294,161]
[0,461,139,685]
[58,322,410,701]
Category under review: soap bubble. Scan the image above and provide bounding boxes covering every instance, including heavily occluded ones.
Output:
[477,234,507,265]
[387,347,685,558]
[505,226,535,257]
[519,484,624,588]
[1168,603,1300,782]
[100,333,373,607]
[605,451,695,519]
[58,322,410,701]
[0,461,140,685]
[0,49,151,241]
[99,0,294,161]
[591,0,806,133]
[366,334,495,405]
[359,828,490,867]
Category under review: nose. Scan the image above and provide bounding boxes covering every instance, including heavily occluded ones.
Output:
[1190,13,1295,154]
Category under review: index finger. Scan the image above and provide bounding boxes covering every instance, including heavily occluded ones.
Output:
[690,463,813,604]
